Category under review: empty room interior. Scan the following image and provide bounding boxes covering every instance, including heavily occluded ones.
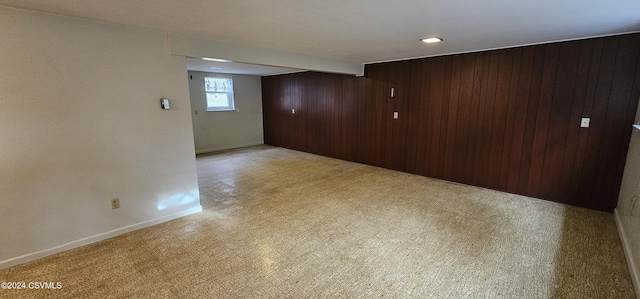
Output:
[1,1,640,298]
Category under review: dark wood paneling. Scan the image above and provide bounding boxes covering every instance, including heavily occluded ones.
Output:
[506,47,533,194]
[517,45,546,196]
[452,54,477,184]
[404,59,424,174]
[541,42,581,202]
[262,33,640,212]
[443,55,462,181]
[415,58,431,176]
[499,48,522,193]
[580,38,619,209]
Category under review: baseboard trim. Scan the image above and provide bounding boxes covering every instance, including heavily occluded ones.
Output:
[615,209,640,298]
[195,143,263,155]
[0,205,203,270]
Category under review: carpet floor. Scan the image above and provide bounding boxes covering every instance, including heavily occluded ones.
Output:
[0,145,635,298]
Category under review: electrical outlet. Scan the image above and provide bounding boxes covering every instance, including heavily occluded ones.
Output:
[580,117,590,128]
[111,198,120,209]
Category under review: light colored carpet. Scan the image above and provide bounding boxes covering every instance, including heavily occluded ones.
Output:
[0,145,635,298]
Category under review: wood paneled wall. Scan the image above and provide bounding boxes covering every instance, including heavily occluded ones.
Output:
[262,33,640,212]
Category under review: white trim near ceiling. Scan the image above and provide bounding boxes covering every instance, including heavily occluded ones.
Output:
[365,31,640,65]
[169,32,364,76]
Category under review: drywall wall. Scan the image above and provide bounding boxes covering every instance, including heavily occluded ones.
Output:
[188,72,264,153]
[616,101,640,297]
[0,7,201,268]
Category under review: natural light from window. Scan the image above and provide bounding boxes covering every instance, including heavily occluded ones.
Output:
[205,75,235,111]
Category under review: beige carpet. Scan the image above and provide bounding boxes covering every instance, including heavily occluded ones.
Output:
[0,145,635,298]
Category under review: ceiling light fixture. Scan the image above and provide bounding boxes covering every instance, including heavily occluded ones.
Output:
[421,37,443,44]
[202,57,232,63]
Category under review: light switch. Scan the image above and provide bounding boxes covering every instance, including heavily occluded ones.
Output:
[580,117,590,128]
[160,98,170,110]
[393,111,399,119]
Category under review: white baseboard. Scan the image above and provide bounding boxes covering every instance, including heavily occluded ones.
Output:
[0,205,202,270]
[195,143,263,155]
[615,209,640,299]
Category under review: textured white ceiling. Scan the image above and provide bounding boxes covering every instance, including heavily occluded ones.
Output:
[1,0,639,64]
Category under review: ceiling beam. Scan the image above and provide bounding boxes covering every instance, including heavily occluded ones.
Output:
[168,32,364,76]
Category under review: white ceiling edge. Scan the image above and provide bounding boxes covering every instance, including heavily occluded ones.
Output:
[185,58,305,76]
[1,1,638,75]
[0,6,363,76]
[170,32,364,76]
[188,30,640,76]
[366,30,640,65]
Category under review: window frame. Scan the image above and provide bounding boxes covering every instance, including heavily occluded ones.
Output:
[204,75,235,112]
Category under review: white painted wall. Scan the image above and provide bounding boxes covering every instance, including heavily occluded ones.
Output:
[616,100,640,297]
[0,7,201,268]
[188,72,264,153]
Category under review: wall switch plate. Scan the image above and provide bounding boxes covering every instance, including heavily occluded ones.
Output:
[160,98,170,110]
[111,198,120,209]
[393,111,399,119]
[580,117,590,128]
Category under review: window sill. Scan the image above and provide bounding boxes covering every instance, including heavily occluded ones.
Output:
[206,108,236,112]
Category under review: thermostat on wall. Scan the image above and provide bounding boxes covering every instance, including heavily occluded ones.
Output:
[160,98,170,110]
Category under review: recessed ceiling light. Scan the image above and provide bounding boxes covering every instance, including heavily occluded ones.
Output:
[421,37,443,44]
[202,57,232,63]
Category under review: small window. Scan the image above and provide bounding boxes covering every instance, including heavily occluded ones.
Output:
[205,75,235,111]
